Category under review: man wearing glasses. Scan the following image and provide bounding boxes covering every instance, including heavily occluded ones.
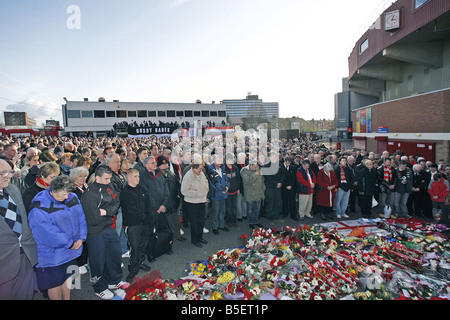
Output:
[0,158,38,299]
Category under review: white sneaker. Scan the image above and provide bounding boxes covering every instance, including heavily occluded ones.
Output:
[203,227,209,234]
[114,288,126,299]
[342,214,349,218]
[79,265,88,275]
[122,250,130,258]
[180,229,185,235]
[336,215,342,219]
[108,281,130,290]
[95,289,114,300]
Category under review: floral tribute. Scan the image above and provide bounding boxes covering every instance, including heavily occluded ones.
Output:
[125,220,450,300]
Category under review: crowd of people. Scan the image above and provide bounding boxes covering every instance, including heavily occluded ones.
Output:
[0,133,449,300]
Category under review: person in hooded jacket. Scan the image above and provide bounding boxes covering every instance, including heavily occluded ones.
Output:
[28,175,87,300]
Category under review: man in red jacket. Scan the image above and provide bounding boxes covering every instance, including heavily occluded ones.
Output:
[428,173,449,222]
[296,159,316,220]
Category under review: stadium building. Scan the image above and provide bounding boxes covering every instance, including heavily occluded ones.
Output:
[336,0,450,162]
[62,97,227,137]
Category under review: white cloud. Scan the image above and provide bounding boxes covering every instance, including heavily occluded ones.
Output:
[4,99,61,126]
[166,0,192,9]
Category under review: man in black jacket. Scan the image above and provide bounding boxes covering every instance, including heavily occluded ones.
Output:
[410,164,428,218]
[281,157,298,220]
[81,165,128,300]
[140,156,170,261]
[224,153,242,227]
[357,159,378,218]
[263,152,285,225]
[104,153,128,255]
[120,169,152,282]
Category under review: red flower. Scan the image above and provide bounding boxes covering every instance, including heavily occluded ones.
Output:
[240,234,248,241]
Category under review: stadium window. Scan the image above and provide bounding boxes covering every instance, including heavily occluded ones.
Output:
[148,111,157,117]
[158,111,166,117]
[67,110,81,118]
[94,110,105,118]
[202,110,209,117]
[82,110,93,118]
[414,0,429,9]
[138,110,147,117]
[210,111,218,117]
[128,110,137,117]
[185,110,193,117]
[360,38,368,54]
[176,111,184,117]
[194,111,201,117]
[218,111,226,117]
[167,110,176,117]
[106,111,115,117]
[116,110,127,118]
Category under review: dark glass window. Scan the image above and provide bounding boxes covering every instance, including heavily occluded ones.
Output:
[94,110,105,118]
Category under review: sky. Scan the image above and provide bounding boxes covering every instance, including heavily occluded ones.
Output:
[0,0,393,127]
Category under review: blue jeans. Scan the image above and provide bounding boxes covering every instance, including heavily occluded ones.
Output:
[246,200,261,226]
[334,188,350,216]
[394,192,410,217]
[236,194,247,219]
[212,198,227,230]
[114,208,129,254]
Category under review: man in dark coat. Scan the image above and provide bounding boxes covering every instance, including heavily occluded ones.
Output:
[357,159,378,218]
[410,164,429,218]
[0,158,38,299]
[262,152,285,225]
[140,156,170,260]
[281,157,298,220]
[120,169,152,282]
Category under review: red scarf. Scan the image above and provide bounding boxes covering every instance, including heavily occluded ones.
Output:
[36,177,50,188]
[383,165,392,182]
[340,166,347,183]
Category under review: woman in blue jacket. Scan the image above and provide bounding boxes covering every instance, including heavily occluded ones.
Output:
[28,175,87,300]
[208,154,230,235]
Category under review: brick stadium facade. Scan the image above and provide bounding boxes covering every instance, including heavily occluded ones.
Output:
[345,0,450,162]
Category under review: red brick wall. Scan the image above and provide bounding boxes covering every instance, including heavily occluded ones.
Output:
[352,88,450,133]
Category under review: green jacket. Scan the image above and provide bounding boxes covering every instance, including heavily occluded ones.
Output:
[240,165,265,202]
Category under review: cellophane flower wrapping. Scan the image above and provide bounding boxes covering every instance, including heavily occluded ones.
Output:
[125,219,450,300]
